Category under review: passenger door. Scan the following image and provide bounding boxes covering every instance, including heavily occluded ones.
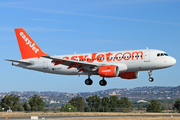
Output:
[144,50,150,62]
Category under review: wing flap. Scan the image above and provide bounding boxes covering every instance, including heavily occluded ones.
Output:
[42,56,98,72]
[43,56,97,66]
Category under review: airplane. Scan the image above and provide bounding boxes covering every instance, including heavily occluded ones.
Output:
[5,28,176,86]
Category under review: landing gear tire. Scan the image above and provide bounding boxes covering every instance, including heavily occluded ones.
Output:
[85,78,93,85]
[149,77,154,82]
[99,78,107,86]
[148,70,154,82]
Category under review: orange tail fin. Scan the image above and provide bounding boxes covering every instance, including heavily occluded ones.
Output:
[14,28,49,59]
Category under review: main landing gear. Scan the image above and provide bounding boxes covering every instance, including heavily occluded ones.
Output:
[99,78,107,86]
[85,78,93,85]
[85,78,107,86]
[148,70,154,82]
[85,72,107,86]
[85,72,93,85]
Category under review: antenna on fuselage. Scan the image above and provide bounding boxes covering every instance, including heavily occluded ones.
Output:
[146,47,148,49]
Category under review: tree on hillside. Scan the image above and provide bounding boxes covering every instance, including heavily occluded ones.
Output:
[68,96,85,112]
[174,99,180,113]
[101,96,110,112]
[85,95,133,112]
[86,95,101,112]
[23,102,31,111]
[60,104,77,112]
[147,100,162,113]
[29,94,46,111]
[109,96,119,111]
[118,97,132,108]
[0,94,24,111]
[118,97,132,112]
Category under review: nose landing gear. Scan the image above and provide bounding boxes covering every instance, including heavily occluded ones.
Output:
[148,70,154,82]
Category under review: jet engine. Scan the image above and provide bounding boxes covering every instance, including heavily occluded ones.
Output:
[98,65,119,77]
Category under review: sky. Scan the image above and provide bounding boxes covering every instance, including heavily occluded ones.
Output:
[0,0,180,93]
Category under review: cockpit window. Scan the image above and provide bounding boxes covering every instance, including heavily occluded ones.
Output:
[157,53,168,57]
[164,53,168,56]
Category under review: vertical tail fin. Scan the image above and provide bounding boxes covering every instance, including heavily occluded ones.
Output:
[14,28,49,59]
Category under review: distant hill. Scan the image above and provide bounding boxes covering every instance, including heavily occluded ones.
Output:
[0,85,180,105]
[168,85,180,92]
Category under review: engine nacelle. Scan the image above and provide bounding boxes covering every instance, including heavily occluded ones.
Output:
[98,65,119,78]
[119,71,139,79]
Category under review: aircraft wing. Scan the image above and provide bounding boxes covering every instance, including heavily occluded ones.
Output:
[42,56,99,72]
[5,59,33,65]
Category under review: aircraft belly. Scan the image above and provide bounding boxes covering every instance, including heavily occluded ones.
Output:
[125,61,155,71]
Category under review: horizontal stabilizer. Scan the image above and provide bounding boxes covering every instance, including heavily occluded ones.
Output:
[5,59,33,65]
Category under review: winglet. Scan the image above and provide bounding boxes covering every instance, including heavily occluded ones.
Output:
[14,28,49,59]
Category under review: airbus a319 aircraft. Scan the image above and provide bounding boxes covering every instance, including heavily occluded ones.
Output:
[6,28,176,86]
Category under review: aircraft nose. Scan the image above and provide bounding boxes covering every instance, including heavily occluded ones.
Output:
[168,57,176,66]
[171,57,176,66]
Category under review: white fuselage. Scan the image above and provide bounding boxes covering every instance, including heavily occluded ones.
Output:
[12,49,176,76]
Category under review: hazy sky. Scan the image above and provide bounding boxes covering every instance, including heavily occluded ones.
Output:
[0,0,179,93]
